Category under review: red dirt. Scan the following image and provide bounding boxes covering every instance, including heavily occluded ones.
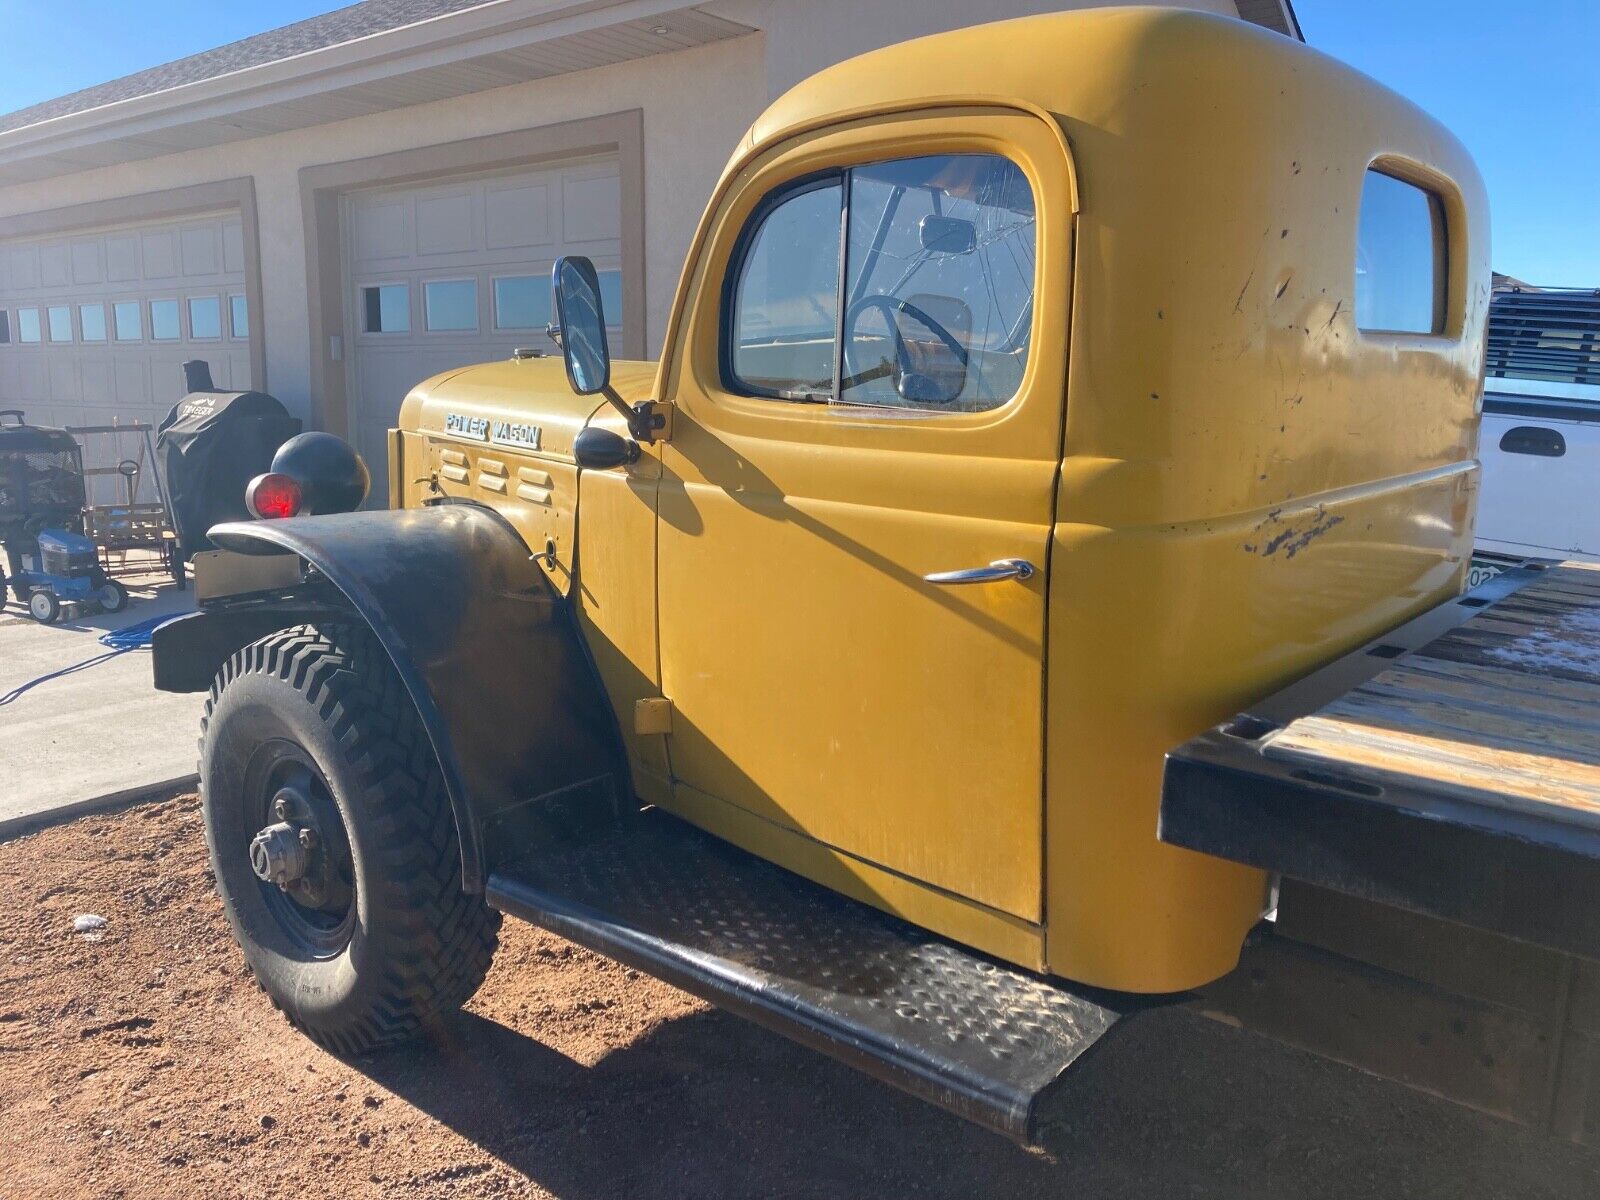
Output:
[1,795,1596,1199]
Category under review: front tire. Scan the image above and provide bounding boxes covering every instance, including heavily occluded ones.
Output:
[201,622,500,1054]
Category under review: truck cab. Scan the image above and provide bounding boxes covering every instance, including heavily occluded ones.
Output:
[390,7,1489,991]
[154,8,1514,1149]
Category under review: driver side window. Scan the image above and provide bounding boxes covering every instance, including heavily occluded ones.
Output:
[728,176,843,402]
[724,153,1036,414]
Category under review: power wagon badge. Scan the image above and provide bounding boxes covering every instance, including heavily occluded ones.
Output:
[445,412,541,450]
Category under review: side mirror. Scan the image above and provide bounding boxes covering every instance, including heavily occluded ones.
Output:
[573,426,641,471]
[553,255,664,444]
[919,215,976,256]
[553,256,611,396]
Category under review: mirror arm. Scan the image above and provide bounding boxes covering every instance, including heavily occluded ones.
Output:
[630,401,666,444]
[596,384,664,444]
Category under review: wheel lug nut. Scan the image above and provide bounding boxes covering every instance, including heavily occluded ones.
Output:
[298,828,318,850]
[274,797,290,820]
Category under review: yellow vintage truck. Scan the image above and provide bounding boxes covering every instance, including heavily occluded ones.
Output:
[153,8,1600,1150]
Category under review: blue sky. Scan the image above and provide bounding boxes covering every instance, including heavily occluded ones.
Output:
[1297,0,1599,286]
[0,0,1594,286]
[0,2,343,112]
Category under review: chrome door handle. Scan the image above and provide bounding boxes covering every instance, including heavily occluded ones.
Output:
[923,558,1036,586]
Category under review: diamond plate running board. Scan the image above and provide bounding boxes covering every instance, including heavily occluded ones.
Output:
[486,810,1135,1147]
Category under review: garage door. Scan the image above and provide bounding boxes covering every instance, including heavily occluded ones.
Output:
[0,211,252,445]
[346,158,624,493]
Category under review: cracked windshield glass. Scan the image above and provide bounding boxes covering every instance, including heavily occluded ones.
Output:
[731,153,1036,412]
[841,154,1036,412]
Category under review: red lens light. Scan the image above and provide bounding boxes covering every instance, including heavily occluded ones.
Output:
[247,473,303,520]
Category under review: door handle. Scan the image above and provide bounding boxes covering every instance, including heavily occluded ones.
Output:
[923,558,1036,586]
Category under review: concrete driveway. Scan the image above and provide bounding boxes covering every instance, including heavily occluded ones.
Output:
[0,569,200,833]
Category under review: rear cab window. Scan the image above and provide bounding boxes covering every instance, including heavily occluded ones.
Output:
[1355,168,1447,335]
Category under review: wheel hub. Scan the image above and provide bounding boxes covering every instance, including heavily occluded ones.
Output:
[249,820,311,888]
[249,785,346,912]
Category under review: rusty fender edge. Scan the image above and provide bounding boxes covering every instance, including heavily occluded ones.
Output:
[151,502,628,891]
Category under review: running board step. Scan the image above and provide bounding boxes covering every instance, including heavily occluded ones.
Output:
[486,810,1134,1147]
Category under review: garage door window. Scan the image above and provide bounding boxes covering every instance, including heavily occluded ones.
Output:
[230,294,249,339]
[150,300,180,341]
[494,275,550,331]
[79,304,107,343]
[189,296,222,340]
[597,270,623,326]
[362,284,409,334]
[344,160,624,496]
[0,311,9,344]
[424,279,478,332]
[114,302,141,342]
[1,214,249,439]
[1355,169,1447,335]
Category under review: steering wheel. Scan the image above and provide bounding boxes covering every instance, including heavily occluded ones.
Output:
[840,294,969,399]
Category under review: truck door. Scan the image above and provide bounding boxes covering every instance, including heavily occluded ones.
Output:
[655,112,1072,925]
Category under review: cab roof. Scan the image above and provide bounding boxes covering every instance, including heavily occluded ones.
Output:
[743,7,1468,185]
[715,6,1490,532]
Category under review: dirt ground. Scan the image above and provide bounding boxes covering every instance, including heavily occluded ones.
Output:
[1,796,1597,1199]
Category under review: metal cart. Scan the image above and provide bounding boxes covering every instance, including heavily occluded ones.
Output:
[67,422,183,586]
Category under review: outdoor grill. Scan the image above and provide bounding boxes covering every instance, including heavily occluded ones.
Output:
[157,362,301,560]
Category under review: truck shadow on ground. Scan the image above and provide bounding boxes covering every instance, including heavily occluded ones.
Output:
[352,1002,1595,1199]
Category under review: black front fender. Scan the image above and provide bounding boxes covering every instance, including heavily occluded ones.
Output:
[153,503,626,891]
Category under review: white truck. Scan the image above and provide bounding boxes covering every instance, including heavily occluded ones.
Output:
[1473,285,1600,583]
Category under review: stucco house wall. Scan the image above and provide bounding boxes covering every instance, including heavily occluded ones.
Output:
[0,0,1256,431]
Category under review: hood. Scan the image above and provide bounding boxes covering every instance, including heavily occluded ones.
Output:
[398,355,659,460]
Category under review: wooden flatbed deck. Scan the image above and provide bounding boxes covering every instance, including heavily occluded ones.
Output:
[1162,561,1600,958]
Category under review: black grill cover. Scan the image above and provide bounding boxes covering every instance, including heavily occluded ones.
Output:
[157,390,301,556]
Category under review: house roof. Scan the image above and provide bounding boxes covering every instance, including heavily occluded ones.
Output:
[0,0,1304,139]
[1235,0,1302,41]
[0,0,496,135]
[0,2,756,186]
[0,1,1301,187]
